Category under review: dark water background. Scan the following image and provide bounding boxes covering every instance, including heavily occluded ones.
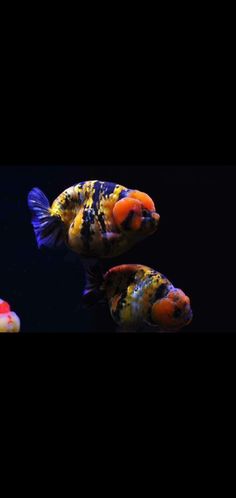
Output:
[0,164,233,332]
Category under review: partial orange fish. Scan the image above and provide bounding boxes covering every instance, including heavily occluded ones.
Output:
[0,299,20,333]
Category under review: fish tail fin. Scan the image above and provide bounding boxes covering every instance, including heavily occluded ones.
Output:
[28,187,65,249]
[81,259,105,308]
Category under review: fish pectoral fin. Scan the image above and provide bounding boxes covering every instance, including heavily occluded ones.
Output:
[102,232,121,242]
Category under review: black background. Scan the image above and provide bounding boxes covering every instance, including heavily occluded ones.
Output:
[1,15,235,418]
[0,163,234,333]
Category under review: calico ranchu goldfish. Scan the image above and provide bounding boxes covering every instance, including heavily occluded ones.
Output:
[28,181,160,258]
[84,264,193,332]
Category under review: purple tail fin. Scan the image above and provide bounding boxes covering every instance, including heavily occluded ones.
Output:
[28,187,64,249]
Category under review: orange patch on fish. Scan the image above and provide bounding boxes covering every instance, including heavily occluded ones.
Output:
[128,191,156,212]
[151,298,177,328]
[113,197,142,226]
[131,215,142,231]
[0,301,10,314]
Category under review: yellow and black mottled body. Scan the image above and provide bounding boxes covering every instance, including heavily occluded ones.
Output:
[57,181,128,257]
[101,265,193,332]
[28,181,160,259]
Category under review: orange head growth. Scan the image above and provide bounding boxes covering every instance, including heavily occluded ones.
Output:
[113,190,159,232]
[113,197,143,231]
[151,288,193,332]
[128,190,156,212]
[0,301,10,314]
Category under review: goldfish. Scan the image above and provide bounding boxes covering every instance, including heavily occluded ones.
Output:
[28,181,160,259]
[84,264,193,332]
[0,299,20,333]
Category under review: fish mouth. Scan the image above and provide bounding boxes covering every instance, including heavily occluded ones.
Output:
[141,211,160,226]
[151,212,160,223]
